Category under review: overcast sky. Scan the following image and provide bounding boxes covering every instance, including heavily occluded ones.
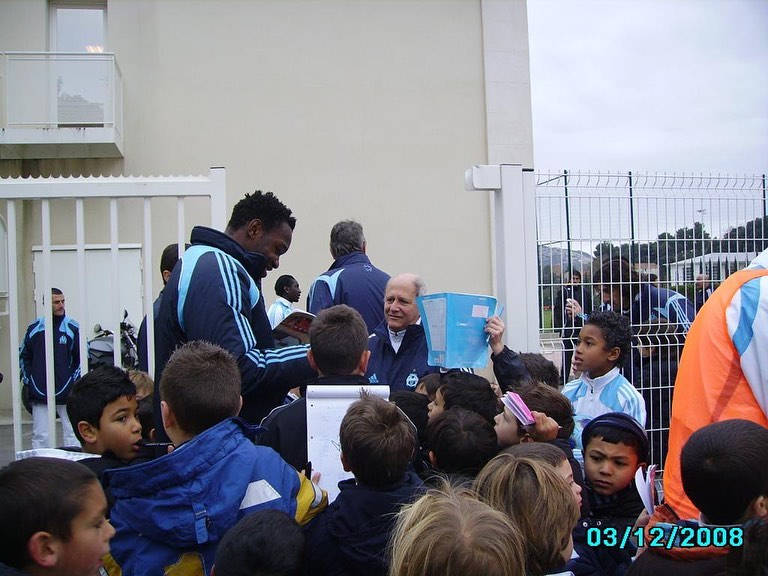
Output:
[527,0,768,175]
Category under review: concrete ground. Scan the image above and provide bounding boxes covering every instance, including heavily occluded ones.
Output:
[0,409,71,467]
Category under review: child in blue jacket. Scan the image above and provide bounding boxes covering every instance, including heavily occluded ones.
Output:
[104,341,326,576]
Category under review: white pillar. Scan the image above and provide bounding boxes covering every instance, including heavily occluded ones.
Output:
[466,164,538,352]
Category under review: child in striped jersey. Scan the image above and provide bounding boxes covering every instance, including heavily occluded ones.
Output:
[563,310,646,453]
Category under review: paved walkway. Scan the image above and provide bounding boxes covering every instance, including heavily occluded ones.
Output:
[0,410,66,467]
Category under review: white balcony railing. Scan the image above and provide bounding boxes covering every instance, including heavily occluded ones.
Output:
[0,52,123,158]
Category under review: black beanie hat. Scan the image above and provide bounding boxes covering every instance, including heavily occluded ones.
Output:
[582,412,649,462]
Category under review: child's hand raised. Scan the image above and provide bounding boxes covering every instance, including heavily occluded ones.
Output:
[527,411,559,442]
[485,316,506,356]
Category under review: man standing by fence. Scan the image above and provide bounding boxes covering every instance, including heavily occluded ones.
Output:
[19,288,81,448]
[554,269,592,385]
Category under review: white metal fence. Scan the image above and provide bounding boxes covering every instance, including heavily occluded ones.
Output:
[0,169,226,455]
[536,170,767,468]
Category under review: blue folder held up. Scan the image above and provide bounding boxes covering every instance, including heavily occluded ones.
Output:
[417,292,497,369]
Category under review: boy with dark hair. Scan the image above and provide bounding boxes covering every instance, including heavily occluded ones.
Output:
[0,457,114,576]
[304,393,422,576]
[260,305,371,471]
[581,412,647,523]
[268,274,301,329]
[390,390,431,477]
[629,419,768,575]
[572,412,648,575]
[427,407,499,480]
[135,395,154,442]
[104,341,326,576]
[427,372,500,424]
[563,310,646,450]
[414,372,441,401]
[389,390,429,445]
[519,352,561,389]
[65,365,144,479]
[214,510,305,576]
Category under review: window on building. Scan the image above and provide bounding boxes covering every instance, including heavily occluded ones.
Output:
[49,1,106,53]
[48,2,108,126]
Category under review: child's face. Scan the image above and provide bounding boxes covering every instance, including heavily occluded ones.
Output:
[285,279,301,303]
[556,459,582,508]
[427,388,445,421]
[572,324,619,377]
[494,407,525,447]
[95,395,142,460]
[55,481,115,576]
[583,436,641,496]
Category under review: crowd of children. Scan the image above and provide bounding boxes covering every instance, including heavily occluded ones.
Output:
[2,302,767,576]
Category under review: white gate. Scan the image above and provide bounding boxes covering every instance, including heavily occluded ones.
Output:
[0,168,226,453]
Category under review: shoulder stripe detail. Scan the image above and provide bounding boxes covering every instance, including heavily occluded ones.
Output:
[308,269,344,307]
[28,318,46,339]
[732,279,761,356]
[215,252,255,352]
[176,245,211,332]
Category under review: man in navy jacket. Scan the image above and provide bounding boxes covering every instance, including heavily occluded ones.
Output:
[307,220,389,332]
[153,191,316,434]
[366,274,530,393]
[365,273,437,391]
[20,288,80,448]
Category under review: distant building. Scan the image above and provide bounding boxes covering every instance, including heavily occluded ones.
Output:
[667,252,759,284]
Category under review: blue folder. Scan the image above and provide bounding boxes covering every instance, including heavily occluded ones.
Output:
[417,292,497,369]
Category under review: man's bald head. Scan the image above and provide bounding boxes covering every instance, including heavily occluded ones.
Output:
[384,273,425,332]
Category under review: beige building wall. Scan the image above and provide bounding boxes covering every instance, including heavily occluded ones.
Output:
[0,0,533,410]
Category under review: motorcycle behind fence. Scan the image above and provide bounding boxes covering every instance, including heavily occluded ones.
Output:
[87,310,139,370]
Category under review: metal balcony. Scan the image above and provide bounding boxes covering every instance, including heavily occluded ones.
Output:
[0,52,123,159]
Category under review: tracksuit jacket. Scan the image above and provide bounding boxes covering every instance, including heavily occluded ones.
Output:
[365,321,439,391]
[628,283,696,333]
[104,418,326,576]
[19,314,80,404]
[153,226,315,427]
[307,252,389,332]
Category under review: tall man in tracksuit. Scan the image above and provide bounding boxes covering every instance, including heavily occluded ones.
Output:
[153,191,316,436]
[20,287,81,448]
[307,220,390,333]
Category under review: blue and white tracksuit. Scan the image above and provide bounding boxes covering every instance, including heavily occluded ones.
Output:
[307,252,389,333]
[153,226,315,427]
[563,367,647,451]
[19,314,80,404]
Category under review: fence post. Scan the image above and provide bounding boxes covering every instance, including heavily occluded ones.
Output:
[564,169,573,274]
[465,164,539,352]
